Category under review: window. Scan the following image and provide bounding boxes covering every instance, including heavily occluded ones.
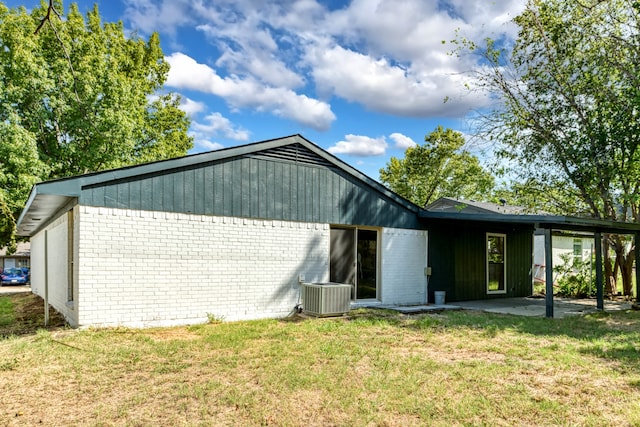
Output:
[573,238,583,261]
[487,233,506,294]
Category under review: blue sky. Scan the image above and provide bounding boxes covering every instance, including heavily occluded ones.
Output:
[7,0,525,180]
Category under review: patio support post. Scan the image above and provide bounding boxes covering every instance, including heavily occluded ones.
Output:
[44,230,49,327]
[595,231,604,311]
[636,233,640,304]
[544,228,554,318]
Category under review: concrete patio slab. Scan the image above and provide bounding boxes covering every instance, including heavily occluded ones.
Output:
[454,297,633,318]
[355,297,634,318]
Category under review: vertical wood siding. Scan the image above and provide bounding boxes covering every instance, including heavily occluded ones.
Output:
[428,222,534,302]
[80,153,422,229]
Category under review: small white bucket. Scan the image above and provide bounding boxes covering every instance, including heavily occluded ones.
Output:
[434,291,446,305]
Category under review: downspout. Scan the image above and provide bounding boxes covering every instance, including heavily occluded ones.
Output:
[425,231,430,305]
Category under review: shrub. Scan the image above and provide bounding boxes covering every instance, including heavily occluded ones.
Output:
[554,253,595,298]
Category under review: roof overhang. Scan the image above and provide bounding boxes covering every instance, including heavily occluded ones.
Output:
[16,192,76,237]
[16,179,80,237]
[419,211,640,235]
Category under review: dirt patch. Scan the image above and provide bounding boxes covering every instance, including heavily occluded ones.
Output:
[0,293,67,338]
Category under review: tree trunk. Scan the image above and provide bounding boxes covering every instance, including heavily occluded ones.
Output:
[610,234,635,297]
[613,246,621,295]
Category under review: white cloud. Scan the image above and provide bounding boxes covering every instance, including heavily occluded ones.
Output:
[307,44,487,118]
[123,0,193,36]
[212,45,305,89]
[192,138,225,153]
[126,0,526,126]
[196,15,305,89]
[165,52,336,131]
[192,112,250,141]
[302,0,525,117]
[328,134,388,157]
[390,133,416,149]
[187,111,248,154]
[179,97,206,116]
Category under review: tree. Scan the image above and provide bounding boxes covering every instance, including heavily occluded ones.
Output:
[459,0,640,294]
[0,1,193,249]
[0,120,45,252]
[380,126,495,207]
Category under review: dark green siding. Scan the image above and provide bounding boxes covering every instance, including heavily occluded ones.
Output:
[428,221,534,302]
[80,150,422,229]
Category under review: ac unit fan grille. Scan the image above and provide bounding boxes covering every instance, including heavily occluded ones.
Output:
[302,283,351,317]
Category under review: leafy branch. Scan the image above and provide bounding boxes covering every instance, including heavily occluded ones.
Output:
[33,0,80,102]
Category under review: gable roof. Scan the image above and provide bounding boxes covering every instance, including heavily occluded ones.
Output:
[17,134,421,236]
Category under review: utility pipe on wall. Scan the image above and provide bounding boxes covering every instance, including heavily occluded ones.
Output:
[425,232,429,305]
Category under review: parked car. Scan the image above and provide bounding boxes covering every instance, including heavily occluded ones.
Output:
[0,268,29,286]
[20,267,30,283]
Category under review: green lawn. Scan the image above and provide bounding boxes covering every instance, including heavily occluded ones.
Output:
[0,297,14,327]
[2,293,640,425]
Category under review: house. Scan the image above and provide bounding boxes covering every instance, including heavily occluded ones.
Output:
[427,197,596,287]
[16,135,428,327]
[423,197,535,302]
[422,196,640,316]
[16,136,640,327]
[533,233,594,285]
[0,241,30,271]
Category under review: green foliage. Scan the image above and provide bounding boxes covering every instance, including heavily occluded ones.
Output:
[0,2,193,247]
[467,0,640,223]
[554,253,596,298]
[461,0,640,294]
[379,126,495,206]
[490,179,590,216]
[0,297,14,327]
[0,120,47,249]
[206,312,225,324]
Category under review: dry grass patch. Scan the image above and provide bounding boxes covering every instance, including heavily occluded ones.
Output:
[2,300,640,425]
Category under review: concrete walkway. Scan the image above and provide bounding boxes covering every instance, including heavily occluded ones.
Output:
[0,285,31,294]
[358,297,634,319]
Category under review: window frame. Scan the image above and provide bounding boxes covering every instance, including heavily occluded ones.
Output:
[486,232,507,295]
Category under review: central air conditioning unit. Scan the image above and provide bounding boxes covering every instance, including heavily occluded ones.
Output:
[302,282,352,317]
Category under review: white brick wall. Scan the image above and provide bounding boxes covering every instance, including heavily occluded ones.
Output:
[31,206,429,328]
[76,206,329,327]
[380,228,428,305]
[30,207,79,326]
